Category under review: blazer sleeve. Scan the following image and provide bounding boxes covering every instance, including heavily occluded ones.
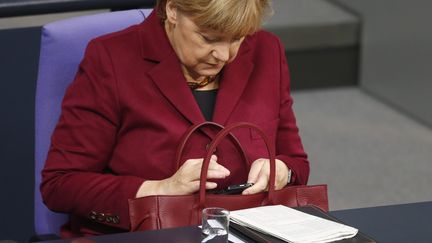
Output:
[40,39,145,230]
[274,37,310,185]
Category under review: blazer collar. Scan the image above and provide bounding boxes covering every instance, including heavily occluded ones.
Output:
[138,11,173,62]
[138,10,255,126]
[212,51,254,125]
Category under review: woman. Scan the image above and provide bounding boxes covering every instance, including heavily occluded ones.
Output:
[41,0,310,237]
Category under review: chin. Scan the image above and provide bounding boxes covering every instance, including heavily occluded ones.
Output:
[198,68,223,77]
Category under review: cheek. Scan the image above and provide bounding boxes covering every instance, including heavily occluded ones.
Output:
[185,48,211,65]
[176,32,207,64]
[184,48,207,66]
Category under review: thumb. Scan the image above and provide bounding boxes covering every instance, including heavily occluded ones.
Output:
[243,174,267,195]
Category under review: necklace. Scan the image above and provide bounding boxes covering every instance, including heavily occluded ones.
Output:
[187,76,216,90]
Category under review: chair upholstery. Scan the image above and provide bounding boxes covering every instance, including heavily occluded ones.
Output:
[34,9,152,236]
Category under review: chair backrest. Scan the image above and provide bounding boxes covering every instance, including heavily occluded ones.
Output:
[34,9,153,235]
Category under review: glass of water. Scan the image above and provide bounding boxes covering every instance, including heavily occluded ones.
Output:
[201,207,229,242]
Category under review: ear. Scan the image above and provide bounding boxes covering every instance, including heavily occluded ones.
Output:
[165,0,178,25]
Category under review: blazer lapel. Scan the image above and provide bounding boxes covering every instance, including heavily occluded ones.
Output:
[212,48,254,125]
[148,52,206,125]
[138,11,205,125]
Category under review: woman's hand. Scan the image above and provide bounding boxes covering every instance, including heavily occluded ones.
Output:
[242,158,289,195]
[136,155,230,198]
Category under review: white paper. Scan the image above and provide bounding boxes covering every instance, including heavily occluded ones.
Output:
[230,205,358,243]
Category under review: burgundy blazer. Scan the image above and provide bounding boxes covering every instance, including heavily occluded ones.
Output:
[41,11,309,237]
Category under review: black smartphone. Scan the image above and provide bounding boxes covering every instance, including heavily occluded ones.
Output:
[211,183,254,195]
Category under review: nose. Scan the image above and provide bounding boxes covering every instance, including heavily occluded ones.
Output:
[212,43,230,62]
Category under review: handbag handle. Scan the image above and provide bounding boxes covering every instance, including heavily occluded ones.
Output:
[174,121,249,170]
[198,122,277,207]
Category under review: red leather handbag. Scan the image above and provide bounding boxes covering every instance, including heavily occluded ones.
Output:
[128,122,328,231]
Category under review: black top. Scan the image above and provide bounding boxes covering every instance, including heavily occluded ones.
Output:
[192,89,218,121]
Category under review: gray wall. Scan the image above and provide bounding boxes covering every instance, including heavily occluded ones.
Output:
[333,0,432,128]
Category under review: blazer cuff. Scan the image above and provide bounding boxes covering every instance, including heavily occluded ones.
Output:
[86,176,145,230]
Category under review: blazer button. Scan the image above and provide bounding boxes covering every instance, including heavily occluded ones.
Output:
[88,211,97,221]
[112,215,120,224]
[96,213,106,222]
[105,215,113,223]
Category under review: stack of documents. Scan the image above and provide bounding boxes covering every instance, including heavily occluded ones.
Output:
[230,205,358,243]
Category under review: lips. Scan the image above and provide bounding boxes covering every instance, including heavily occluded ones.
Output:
[206,62,224,68]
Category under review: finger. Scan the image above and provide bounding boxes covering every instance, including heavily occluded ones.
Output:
[242,174,268,195]
[190,181,218,191]
[206,169,230,179]
[184,156,228,182]
[247,160,265,184]
[208,158,230,176]
[205,182,218,190]
[187,181,201,193]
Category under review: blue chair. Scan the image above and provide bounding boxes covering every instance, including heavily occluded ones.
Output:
[34,9,153,239]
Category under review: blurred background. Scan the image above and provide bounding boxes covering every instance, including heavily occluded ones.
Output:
[1,0,431,241]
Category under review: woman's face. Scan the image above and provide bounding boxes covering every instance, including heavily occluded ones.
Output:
[165,7,245,81]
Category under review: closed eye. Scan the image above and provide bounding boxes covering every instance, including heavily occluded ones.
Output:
[201,34,218,43]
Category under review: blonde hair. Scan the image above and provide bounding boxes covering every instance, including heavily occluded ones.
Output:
[156,0,272,37]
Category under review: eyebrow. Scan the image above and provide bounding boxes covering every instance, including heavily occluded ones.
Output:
[199,31,242,42]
